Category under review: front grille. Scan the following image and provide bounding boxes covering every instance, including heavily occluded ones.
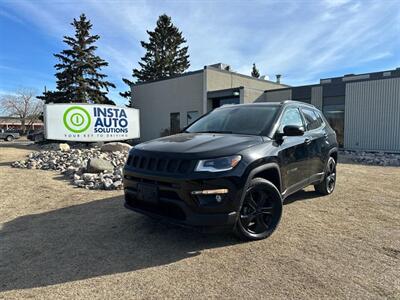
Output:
[128,153,194,174]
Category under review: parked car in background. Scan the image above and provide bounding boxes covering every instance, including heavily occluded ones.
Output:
[0,129,20,141]
[27,130,45,142]
[123,101,338,241]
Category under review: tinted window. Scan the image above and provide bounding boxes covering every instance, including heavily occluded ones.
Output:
[314,111,325,126]
[186,105,279,136]
[301,108,322,130]
[278,107,304,132]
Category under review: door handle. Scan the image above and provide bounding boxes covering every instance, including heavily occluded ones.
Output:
[304,138,312,145]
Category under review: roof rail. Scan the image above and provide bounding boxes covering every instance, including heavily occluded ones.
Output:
[280,100,316,107]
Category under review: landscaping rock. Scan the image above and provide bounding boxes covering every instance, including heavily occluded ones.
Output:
[82,173,98,182]
[101,142,132,153]
[11,145,129,190]
[338,150,400,166]
[59,143,70,152]
[41,143,71,151]
[86,158,114,173]
[103,178,114,190]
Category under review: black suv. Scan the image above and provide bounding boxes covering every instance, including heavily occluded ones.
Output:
[123,101,338,240]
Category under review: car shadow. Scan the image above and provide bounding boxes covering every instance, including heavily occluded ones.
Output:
[0,196,237,292]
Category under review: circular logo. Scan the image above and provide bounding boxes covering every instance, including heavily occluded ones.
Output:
[63,106,91,133]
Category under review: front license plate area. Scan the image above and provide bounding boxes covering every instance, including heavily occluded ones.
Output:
[137,183,159,204]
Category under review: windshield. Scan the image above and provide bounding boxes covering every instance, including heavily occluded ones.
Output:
[186,105,280,136]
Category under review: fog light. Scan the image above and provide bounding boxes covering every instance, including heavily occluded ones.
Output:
[191,189,229,195]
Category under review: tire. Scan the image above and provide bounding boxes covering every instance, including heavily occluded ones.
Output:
[234,178,283,241]
[314,156,336,195]
[5,135,14,142]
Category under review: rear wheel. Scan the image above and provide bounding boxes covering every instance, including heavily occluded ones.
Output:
[234,178,282,241]
[5,135,14,142]
[314,156,336,195]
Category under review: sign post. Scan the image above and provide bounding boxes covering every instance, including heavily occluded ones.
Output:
[44,104,140,142]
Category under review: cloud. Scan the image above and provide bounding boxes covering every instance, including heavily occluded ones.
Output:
[1,0,399,103]
[0,8,25,24]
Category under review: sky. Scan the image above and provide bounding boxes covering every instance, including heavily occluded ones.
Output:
[0,0,399,106]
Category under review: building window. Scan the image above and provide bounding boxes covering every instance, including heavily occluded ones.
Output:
[170,112,180,135]
[187,111,199,125]
[323,104,345,148]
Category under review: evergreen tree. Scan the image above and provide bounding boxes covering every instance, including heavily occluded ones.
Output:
[119,78,134,107]
[120,14,190,105]
[39,14,115,104]
[251,63,260,78]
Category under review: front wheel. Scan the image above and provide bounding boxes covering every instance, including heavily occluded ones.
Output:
[234,178,282,241]
[5,135,14,142]
[314,157,336,195]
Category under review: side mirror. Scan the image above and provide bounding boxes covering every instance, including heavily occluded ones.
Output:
[283,125,305,136]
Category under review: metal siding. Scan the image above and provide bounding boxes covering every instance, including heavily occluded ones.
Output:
[311,86,323,109]
[345,78,400,152]
[262,89,292,102]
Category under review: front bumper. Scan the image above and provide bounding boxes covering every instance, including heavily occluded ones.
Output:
[123,167,244,229]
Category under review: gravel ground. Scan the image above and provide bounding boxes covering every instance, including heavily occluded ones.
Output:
[0,143,399,299]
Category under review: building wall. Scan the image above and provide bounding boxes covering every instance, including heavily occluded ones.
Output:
[345,78,400,152]
[260,88,292,102]
[242,88,266,103]
[311,86,323,109]
[132,72,204,141]
[205,67,286,103]
[132,66,288,142]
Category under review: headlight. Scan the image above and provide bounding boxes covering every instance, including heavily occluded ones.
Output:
[195,155,242,172]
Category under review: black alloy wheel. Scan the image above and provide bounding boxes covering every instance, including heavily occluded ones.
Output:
[235,178,282,241]
[315,156,336,195]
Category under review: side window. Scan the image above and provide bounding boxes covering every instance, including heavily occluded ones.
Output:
[301,108,322,130]
[314,110,325,127]
[279,107,304,132]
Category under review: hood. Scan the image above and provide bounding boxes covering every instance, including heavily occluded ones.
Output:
[134,133,264,157]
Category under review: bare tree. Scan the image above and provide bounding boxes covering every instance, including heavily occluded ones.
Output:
[0,88,43,134]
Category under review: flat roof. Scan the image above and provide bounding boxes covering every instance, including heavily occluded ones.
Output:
[132,65,289,88]
[264,67,400,93]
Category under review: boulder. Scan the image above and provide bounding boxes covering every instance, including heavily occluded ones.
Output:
[74,179,85,187]
[103,178,114,190]
[59,143,70,152]
[82,173,98,182]
[100,142,131,153]
[86,158,114,173]
[112,180,123,189]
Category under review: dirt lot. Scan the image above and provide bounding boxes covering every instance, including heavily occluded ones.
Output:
[0,143,399,299]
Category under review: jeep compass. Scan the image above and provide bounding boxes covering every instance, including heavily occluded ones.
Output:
[123,101,338,240]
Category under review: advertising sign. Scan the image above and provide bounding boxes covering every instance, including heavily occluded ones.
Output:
[44,103,140,142]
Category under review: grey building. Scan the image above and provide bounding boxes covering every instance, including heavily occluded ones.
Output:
[132,65,400,152]
[132,63,288,141]
[261,68,400,152]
